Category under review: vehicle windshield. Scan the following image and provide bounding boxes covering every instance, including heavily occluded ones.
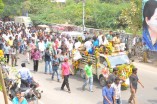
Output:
[108,54,130,68]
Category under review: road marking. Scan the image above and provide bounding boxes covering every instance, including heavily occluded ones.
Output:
[38,100,45,104]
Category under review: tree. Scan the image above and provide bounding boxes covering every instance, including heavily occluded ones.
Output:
[118,0,142,34]
[0,0,4,14]
[22,0,31,16]
[2,0,24,17]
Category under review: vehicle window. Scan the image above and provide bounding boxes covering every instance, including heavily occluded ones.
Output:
[108,54,130,68]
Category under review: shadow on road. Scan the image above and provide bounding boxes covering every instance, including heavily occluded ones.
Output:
[45,78,53,81]
[148,100,157,104]
[70,75,103,89]
[54,87,70,93]
[76,87,83,91]
[54,87,61,91]
[154,87,157,90]
[97,100,129,104]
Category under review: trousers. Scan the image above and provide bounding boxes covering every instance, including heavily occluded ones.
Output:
[33,60,39,72]
[128,89,137,104]
[61,75,70,91]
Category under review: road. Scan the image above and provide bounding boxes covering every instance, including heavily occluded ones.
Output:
[12,54,157,104]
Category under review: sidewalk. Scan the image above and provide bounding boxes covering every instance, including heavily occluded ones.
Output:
[0,92,12,104]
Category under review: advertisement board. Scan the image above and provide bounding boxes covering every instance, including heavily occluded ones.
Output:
[143,0,157,51]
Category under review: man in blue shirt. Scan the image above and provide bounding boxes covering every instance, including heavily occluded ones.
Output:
[102,80,115,104]
[52,55,60,82]
[93,36,99,47]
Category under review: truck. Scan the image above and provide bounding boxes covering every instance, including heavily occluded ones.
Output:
[14,16,33,27]
[72,50,134,89]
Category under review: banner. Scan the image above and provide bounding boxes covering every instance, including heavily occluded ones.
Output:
[143,0,157,51]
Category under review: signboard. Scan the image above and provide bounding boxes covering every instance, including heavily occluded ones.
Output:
[143,0,157,51]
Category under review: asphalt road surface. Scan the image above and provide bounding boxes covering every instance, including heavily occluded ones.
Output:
[12,54,157,104]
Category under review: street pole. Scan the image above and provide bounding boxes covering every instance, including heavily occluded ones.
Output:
[82,0,85,32]
[0,66,8,104]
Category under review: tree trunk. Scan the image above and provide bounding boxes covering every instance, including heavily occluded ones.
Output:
[0,67,9,104]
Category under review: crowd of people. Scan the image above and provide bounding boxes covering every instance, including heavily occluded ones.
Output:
[0,20,145,104]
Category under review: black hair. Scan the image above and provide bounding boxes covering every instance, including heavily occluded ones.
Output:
[132,68,137,73]
[75,39,78,42]
[15,89,21,95]
[46,47,49,50]
[21,63,26,67]
[109,31,113,33]
[115,77,120,81]
[88,61,92,65]
[106,80,112,84]
[143,0,157,28]
[93,36,97,41]
[115,32,120,36]
[113,67,118,72]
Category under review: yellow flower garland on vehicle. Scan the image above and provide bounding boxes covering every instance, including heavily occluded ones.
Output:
[117,64,132,79]
[116,64,134,89]
[95,48,100,58]
[73,61,79,70]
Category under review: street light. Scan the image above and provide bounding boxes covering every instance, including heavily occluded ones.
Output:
[82,0,85,32]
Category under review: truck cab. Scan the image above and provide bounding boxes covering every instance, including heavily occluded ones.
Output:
[98,52,132,87]
[74,51,133,89]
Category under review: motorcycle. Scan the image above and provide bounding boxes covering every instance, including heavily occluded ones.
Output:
[29,80,43,99]
[7,78,39,104]
[20,77,43,99]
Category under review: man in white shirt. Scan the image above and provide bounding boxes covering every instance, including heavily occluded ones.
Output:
[68,40,73,58]
[99,35,109,46]
[38,39,45,52]
[84,38,92,51]
[111,77,125,104]
[74,39,81,49]
[38,39,45,60]
[3,33,9,41]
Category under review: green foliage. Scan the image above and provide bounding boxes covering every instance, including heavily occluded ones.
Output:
[1,0,142,34]
[28,0,131,30]
[2,0,25,17]
[118,0,142,35]
[0,0,4,14]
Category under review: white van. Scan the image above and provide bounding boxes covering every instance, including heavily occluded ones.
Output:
[14,16,33,27]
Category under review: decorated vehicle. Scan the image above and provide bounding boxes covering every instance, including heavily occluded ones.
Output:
[72,50,134,90]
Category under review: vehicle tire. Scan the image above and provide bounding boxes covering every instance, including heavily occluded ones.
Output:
[34,90,41,99]
[99,76,106,87]
[80,69,85,79]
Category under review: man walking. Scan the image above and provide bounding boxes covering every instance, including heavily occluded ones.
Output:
[52,55,60,82]
[102,80,115,104]
[128,68,144,104]
[45,47,52,74]
[111,77,124,104]
[82,61,93,92]
[61,58,73,93]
